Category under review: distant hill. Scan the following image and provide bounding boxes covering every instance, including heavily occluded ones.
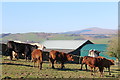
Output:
[62,27,117,34]
[0,33,11,38]
[1,27,117,44]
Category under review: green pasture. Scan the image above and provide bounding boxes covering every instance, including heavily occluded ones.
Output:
[1,56,120,79]
[2,33,111,44]
[92,38,110,44]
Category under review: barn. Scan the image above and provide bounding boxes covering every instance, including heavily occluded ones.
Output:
[42,40,116,63]
[42,40,93,63]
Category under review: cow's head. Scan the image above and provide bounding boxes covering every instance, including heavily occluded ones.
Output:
[31,45,38,50]
[94,50,101,55]
[66,54,74,61]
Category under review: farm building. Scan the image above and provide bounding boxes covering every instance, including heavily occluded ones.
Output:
[42,40,93,63]
[80,44,116,60]
[42,40,116,63]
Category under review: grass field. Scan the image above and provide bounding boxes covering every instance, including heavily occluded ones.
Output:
[1,56,120,79]
[92,38,110,44]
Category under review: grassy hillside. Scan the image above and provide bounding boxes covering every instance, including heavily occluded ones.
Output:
[48,34,85,40]
[92,38,111,44]
[2,33,48,43]
[1,33,85,43]
[1,32,115,44]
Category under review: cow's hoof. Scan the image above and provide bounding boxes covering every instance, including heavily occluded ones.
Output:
[100,75,104,77]
[61,67,64,69]
[52,67,55,69]
[91,74,94,75]
[40,68,42,70]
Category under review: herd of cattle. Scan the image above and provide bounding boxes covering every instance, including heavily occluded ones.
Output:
[1,41,115,77]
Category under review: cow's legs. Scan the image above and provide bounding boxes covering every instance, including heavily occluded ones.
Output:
[49,58,55,69]
[10,54,13,60]
[16,53,20,60]
[98,67,104,77]
[80,63,83,70]
[9,51,13,60]
[51,61,55,69]
[37,61,39,68]
[26,55,29,61]
[33,62,35,67]
[61,62,65,69]
[80,63,88,70]
[108,67,111,75]
[28,54,31,61]
[24,53,27,61]
[40,62,43,70]
[93,67,97,76]
[85,64,88,70]
[32,58,36,67]
[90,67,94,75]
[25,52,29,61]
[94,67,99,72]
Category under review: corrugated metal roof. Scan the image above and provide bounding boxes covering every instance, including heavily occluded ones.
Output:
[80,44,116,60]
[41,40,90,49]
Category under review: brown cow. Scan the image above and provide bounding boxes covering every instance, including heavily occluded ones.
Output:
[31,49,43,70]
[49,50,74,69]
[82,56,114,77]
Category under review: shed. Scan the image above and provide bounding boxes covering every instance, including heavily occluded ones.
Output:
[42,40,93,63]
[80,44,116,60]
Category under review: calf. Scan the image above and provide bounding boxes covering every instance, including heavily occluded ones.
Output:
[49,50,74,69]
[82,56,114,77]
[31,49,43,70]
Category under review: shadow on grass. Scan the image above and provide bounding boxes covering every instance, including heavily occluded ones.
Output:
[105,75,116,78]
[3,59,31,62]
[1,62,33,67]
[51,68,91,72]
[104,70,118,73]
[115,69,120,71]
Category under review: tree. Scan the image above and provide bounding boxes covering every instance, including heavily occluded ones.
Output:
[107,36,120,62]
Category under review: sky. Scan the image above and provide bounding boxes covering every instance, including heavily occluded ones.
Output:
[2,2,118,33]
